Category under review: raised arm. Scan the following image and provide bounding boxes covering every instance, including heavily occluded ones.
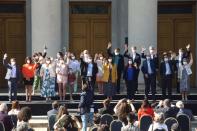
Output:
[107,42,113,57]
[3,53,12,69]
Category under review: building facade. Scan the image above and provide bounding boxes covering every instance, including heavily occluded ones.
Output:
[0,0,196,87]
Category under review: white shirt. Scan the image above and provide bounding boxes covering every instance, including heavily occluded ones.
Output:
[96,60,103,76]
[8,109,20,115]
[87,63,93,76]
[132,53,136,60]
[148,122,168,131]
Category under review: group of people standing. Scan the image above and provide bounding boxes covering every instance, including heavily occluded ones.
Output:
[2,42,193,102]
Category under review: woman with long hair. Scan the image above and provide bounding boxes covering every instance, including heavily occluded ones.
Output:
[138,99,154,120]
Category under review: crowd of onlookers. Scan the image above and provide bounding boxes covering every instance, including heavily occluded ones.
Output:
[0,98,194,131]
[2,42,194,102]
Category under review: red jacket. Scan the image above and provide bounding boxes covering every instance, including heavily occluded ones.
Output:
[138,107,154,120]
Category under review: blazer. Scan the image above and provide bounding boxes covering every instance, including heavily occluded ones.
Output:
[124,50,141,67]
[141,60,156,75]
[141,52,159,69]
[3,58,20,80]
[107,47,124,72]
[80,58,98,79]
[78,89,94,115]
[102,64,117,83]
[160,60,174,78]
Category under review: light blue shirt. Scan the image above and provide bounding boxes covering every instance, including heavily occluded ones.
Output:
[147,60,152,74]
[87,63,93,76]
[11,65,17,78]
[165,62,171,75]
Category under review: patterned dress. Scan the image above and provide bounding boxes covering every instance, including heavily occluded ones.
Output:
[180,68,190,93]
[40,64,56,97]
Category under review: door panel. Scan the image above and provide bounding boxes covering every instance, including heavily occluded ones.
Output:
[0,19,5,85]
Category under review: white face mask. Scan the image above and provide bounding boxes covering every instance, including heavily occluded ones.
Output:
[27,60,30,64]
[108,59,112,63]
[71,56,75,60]
[46,61,50,64]
[179,52,183,56]
[183,62,187,65]
[150,50,154,54]
[128,61,132,64]
[100,57,103,60]
[115,52,119,55]
[88,59,92,63]
[164,58,168,62]
[11,62,16,66]
[146,57,150,60]
[132,49,136,54]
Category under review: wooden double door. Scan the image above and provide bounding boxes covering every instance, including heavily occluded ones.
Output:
[69,2,111,56]
[0,2,26,87]
[158,3,196,87]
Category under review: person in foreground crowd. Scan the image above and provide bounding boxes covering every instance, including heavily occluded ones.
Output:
[124,45,141,94]
[16,106,33,131]
[40,57,56,101]
[102,57,117,100]
[141,53,157,100]
[98,98,114,115]
[107,42,124,94]
[0,103,14,131]
[138,99,154,120]
[47,101,59,118]
[148,112,168,131]
[160,52,174,100]
[121,112,139,131]
[3,53,20,102]
[176,100,194,120]
[22,57,36,102]
[8,100,20,116]
[78,83,94,131]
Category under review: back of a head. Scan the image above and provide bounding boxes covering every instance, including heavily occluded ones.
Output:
[16,122,28,131]
[18,107,32,122]
[127,112,135,124]
[154,112,165,124]
[103,99,110,108]
[163,99,171,107]
[52,101,59,109]
[0,103,8,112]
[12,100,20,110]
[141,99,150,109]
[93,115,101,125]
[97,124,109,131]
[176,101,184,109]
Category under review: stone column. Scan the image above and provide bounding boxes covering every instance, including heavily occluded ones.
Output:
[128,0,157,83]
[128,0,157,49]
[31,0,61,57]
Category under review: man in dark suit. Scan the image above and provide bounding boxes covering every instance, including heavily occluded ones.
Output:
[107,42,124,94]
[3,53,20,102]
[124,45,141,94]
[80,52,98,93]
[160,52,174,99]
[141,53,156,100]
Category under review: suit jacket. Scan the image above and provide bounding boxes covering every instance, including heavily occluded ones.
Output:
[155,106,179,118]
[78,89,94,115]
[160,60,174,78]
[107,47,124,72]
[80,58,98,79]
[124,50,141,67]
[0,111,13,131]
[141,60,156,75]
[3,58,20,80]
[141,52,159,69]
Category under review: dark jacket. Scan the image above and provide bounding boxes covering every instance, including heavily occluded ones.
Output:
[80,58,98,79]
[141,60,156,75]
[124,50,141,67]
[160,60,174,78]
[155,106,179,119]
[107,47,124,72]
[0,111,14,131]
[99,107,114,115]
[141,52,159,69]
[78,89,94,115]
[177,108,194,121]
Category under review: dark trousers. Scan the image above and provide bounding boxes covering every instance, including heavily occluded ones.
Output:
[134,69,140,92]
[8,78,17,101]
[161,75,172,99]
[144,74,156,100]
[126,80,135,100]
[116,70,122,94]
